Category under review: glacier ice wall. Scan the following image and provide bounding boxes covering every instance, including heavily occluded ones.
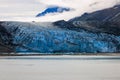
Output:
[0,21,120,54]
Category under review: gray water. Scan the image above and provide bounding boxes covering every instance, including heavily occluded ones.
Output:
[0,56,120,80]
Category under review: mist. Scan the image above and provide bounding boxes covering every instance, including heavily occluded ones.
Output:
[37,0,120,22]
[0,0,120,22]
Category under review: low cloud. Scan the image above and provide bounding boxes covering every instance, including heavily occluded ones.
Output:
[36,0,120,22]
[0,0,120,22]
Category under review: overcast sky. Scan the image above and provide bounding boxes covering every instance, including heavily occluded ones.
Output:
[0,0,119,22]
[0,0,46,20]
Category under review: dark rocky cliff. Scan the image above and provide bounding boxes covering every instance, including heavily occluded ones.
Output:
[68,5,120,36]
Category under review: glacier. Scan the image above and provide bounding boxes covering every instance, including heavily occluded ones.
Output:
[0,5,120,54]
[0,21,120,54]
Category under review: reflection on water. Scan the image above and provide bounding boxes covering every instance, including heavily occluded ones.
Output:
[1,56,120,60]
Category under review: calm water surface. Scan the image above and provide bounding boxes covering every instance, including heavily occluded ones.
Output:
[0,56,120,80]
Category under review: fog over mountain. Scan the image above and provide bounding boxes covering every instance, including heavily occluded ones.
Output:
[0,0,120,22]
[0,1,120,53]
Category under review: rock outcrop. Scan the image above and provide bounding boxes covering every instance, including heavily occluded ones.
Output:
[69,5,120,36]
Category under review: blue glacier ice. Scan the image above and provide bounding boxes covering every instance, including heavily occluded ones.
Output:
[0,5,120,54]
[0,21,120,54]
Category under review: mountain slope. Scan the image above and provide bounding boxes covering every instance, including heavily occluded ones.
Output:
[69,5,120,22]
[0,22,14,53]
[68,5,120,36]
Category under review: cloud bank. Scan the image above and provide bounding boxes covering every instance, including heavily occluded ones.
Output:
[0,0,120,22]
[0,0,46,21]
[37,0,120,22]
